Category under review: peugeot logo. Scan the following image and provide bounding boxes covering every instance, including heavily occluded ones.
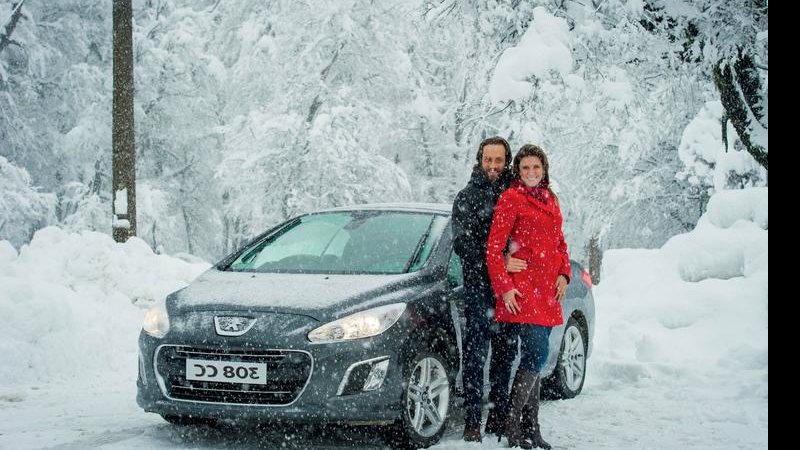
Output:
[214,316,257,336]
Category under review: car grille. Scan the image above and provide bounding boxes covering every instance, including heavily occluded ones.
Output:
[155,346,313,405]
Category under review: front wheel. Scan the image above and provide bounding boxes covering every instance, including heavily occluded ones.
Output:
[385,350,452,449]
[542,316,587,400]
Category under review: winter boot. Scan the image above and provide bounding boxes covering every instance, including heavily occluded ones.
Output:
[462,422,482,442]
[521,376,551,449]
[505,370,537,449]
[485,405,507,439]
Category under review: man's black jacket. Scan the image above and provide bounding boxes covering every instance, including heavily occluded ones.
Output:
[451,167,512,291]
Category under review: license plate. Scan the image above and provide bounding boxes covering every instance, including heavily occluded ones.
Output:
[185,359,268,385]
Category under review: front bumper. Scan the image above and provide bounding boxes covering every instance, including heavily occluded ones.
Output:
[136,324,411,425]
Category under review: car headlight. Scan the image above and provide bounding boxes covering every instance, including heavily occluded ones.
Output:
[142,304,170,338]
[308,303,407,344]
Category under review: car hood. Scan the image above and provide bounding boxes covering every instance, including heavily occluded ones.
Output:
[170,268,428,321]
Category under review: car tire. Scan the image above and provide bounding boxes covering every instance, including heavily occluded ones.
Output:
[384,348,453,449]
[161,414,217,427]
[542,316,587,400]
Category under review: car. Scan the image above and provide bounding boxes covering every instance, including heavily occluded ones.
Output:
[136,203,595,448]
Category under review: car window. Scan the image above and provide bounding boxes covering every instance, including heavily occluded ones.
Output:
[447,251,463,287]
[407,216,449,272]
[251,215,351,266]
[228,211,445,274]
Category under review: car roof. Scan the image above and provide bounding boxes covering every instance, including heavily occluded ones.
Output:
[318,202,452,215]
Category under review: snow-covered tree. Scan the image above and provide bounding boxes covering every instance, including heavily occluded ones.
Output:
[209,0,420,250]
[677,100,766,192]
[131,1,225,258]
[1,0,114,244]
[641,0,768,170]
[1,0,112,192]
[478,4,709,259]
[0,0,764,264]
[0,156,55,247]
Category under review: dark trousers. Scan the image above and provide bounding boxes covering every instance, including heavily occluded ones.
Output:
[462,284,516,427]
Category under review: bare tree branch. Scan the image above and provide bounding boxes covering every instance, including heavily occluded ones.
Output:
[0,0,26,55]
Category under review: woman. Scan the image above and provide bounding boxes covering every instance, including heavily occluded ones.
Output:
[486,144,570,449]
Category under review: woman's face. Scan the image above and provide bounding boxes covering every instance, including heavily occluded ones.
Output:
[518,155,544,187]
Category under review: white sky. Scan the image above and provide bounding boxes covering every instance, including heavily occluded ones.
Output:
[0,187,767,449]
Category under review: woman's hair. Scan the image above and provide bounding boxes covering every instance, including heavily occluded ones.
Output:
[513,144,550,185]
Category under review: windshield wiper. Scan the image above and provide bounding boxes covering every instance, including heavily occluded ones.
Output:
[219,217,302,271]
[403,217,435,273]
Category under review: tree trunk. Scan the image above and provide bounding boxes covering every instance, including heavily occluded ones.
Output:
[112,0,136,242]
[182,207,194,255]
[713,51,768,171]
[587,235,602,284]
[454,80,467,147]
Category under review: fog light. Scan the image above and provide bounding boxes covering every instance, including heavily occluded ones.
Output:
[337,356,390,396]
[362,358,389,391]
[138,352,147,386]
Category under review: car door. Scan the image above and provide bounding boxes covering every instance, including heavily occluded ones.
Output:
[443,248,467,390]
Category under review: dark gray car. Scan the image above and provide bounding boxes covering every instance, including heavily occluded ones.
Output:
[136,203,595,448]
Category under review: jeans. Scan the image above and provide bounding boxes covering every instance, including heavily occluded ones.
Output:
[462,284,516,427]
[506,323,552,372]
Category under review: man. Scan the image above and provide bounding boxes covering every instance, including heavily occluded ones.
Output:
[452,136,525,442]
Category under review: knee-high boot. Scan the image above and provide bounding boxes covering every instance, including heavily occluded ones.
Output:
[504,370,537,449]
[521,375,551,449]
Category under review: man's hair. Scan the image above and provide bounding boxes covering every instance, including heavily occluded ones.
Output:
[475,136,512,171]
[513,144,550,186]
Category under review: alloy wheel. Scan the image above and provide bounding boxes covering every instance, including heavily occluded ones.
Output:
[561,324,586,392]
[405,356,450,438]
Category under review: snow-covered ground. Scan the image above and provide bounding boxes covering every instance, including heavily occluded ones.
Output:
[0,188,767,449]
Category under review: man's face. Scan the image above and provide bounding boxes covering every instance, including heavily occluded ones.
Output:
[481,144,506,182]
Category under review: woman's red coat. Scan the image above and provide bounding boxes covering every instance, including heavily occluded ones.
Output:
[486,181,571,326]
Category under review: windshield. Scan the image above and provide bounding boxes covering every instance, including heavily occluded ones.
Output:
[226,211,448,274]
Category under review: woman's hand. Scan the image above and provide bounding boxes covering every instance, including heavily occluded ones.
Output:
[555,274,568,302]
[505,255,527,273]
[502,289,523,315]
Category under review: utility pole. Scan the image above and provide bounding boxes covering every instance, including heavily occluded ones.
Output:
[112,0,136,242]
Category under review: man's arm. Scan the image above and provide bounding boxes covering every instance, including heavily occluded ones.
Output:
[451,191,482,262]
[453,189,526,273]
